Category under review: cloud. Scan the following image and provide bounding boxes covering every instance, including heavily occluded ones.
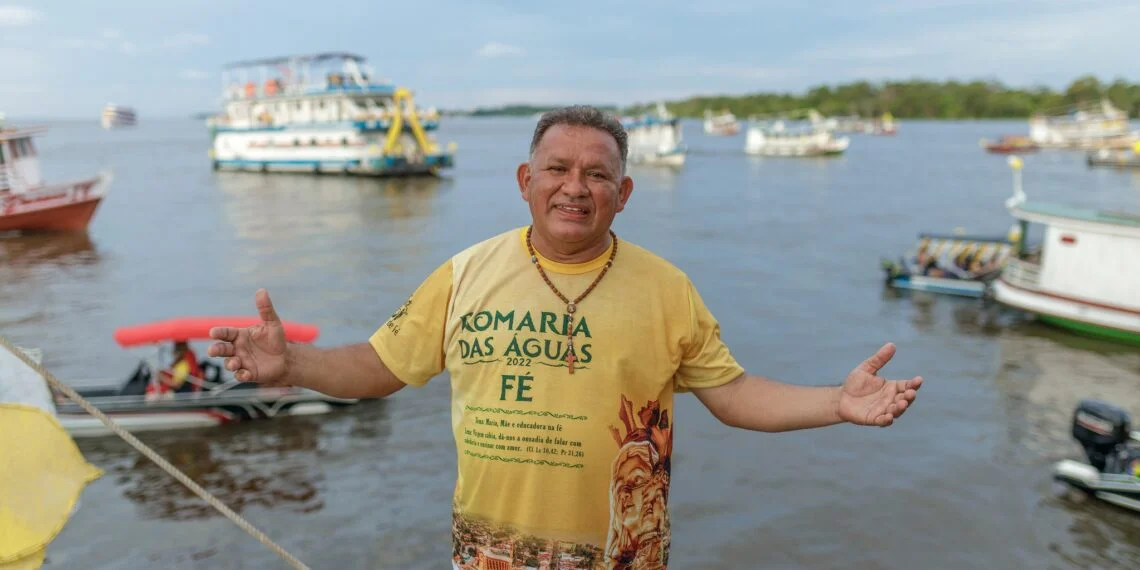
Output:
[179,69,210,81]
[476,42,527,59]
[119,41,136,55]
[0,5,41,26]
[163,33,210,49]
[100,28,121,40]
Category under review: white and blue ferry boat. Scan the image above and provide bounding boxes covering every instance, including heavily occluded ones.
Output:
[207,52,455,177]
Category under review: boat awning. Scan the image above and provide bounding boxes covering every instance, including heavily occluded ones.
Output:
[222,52,366,69]
[113,317,319,347]
[0,127,48,141]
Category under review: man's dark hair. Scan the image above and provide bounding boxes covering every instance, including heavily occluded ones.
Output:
[529,105,628,172]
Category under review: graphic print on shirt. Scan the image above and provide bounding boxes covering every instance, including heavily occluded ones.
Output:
[455,308,594,372]
[604,395,672,570]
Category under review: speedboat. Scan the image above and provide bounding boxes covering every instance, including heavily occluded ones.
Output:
[1053,399,1140,513]
[54,316,359,438]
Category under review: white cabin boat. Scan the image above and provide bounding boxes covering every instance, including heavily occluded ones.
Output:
[207,52,455,177]
[744,120,849,157]
[0,116,112,233]
[1028,99,1135,149]
[621,102,686,167]
[703,109,740,136]
[992,157,1140,346]
[101,104,136,129]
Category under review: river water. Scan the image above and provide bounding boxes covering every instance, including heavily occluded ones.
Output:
[3,117,1140,569]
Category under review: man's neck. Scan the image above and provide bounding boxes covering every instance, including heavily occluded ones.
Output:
[529,229,612,265]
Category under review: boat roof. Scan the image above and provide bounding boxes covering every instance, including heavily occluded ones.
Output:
[918,233,1013,244]
[0,126,47,141]
[113,317,320,347]
[222,52,366,69]
[1013,201,1140,229]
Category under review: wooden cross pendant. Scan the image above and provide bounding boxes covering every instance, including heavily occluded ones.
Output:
[565,348,577,375]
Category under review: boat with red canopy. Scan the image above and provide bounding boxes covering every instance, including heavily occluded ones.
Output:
[54,316,358,438]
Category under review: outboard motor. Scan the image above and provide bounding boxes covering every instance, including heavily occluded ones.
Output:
[1072,399,1131,472]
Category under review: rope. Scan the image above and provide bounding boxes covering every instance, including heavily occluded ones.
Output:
[0,334,311,570]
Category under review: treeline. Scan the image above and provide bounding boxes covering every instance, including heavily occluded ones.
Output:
[624,75,1140,119]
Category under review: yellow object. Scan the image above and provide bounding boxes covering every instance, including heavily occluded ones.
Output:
[1131,140,1140,154]
[369,227,744,567]
[383,87,436,156]
[0,404,102,569]
[1008,156,1023,170]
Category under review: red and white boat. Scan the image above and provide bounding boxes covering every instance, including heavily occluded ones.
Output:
[0,117,112,234]
[53,316,360,438]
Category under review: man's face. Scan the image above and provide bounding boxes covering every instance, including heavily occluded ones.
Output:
[517,124,633,251]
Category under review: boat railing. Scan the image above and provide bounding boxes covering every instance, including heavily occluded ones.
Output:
[0,166,9,191]
[1001,257,1042,289]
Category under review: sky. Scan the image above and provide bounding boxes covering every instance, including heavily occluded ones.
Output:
[1,0,1137,119]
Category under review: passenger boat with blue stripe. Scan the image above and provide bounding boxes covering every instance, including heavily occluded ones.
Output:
[206,52,455,177]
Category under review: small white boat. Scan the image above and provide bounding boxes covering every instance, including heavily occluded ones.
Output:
[703,109,740,136]
[101,104,136,129]
[744,119,849,157]
[992,157,1140,346]
[622,102,686,167]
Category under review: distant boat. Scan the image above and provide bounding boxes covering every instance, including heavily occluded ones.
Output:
[1028,99,1135,149]
[101,104,136,129]
[0,116,112,233]
[205,52,455,177]
[744,119,849,157]
[621,102,686,167]
[703,109,740,136]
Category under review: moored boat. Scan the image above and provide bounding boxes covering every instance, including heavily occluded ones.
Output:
[101,104,137,129]
[1029,99,1136,150]
[992,157,1140,346]
[744,119,849,157]
[0,117,112,234]
[54,316,359,437]
[881,231,1016,298]
[703,109,740,136]
[1087,143,1140,168]
[207,52,455,177]
[980,135,1039,154]
[622,102,686,167]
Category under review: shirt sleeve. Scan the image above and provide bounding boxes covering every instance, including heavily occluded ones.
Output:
[674,280,745,392]
[369,260,453,387]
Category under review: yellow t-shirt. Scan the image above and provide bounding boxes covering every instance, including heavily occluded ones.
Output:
[370,227,744,569]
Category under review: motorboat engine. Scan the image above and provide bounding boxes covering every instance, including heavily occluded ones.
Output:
[1072,399,1135,473]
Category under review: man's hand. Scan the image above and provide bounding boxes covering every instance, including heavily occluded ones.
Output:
[838,343,923,427]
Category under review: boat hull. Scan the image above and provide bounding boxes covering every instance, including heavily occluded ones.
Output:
[992,279,1140,345]
[888,275,988,298]
[1054,459,1140,513]
[55,387,355,438]
[210,127,453,177]
[0,174,110,233]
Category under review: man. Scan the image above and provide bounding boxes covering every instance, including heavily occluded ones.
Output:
[208,105,923,569]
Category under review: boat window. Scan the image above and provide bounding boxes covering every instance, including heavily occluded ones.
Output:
[9,141,21,159]
[0,144,5,165]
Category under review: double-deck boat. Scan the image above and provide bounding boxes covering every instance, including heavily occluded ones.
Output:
[206,52,455,177]
[622,102,686,167]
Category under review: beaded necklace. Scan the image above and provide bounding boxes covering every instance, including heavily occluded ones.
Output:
[525,225,618,374]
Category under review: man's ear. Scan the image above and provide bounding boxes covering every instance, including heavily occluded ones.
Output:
[615,175,634,212]
[517,162,531,201]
